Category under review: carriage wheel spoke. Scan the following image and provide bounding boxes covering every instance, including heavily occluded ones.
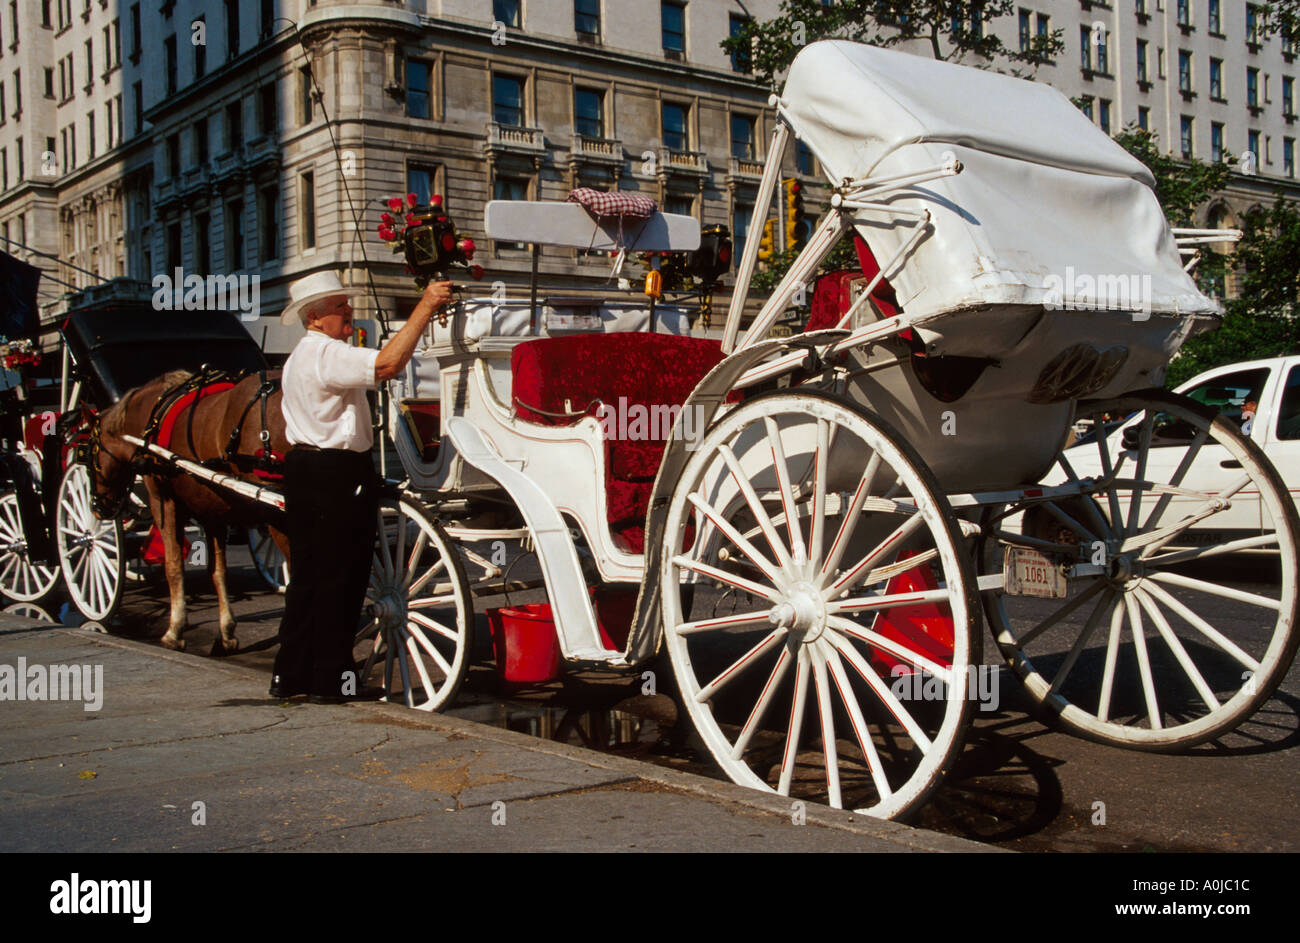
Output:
[405,530,429,581]
[407,556,447,597]
[688,493,783,587]
[823,642,892,802]
[826,512,925,596]
[395,636,415,708]
[809,646,841,809]
[1097,599,1126,722]
[671,555,782,602]
[827,631,933,752]
[763,416,805,561]
[1015,579,1107,649]
[695,628,787,703]
[677,610,773,636]
[1124,414,1154,537]
[777,650,810,796]
[1123,593,1162,729]
[1096,422,1125,527]
[809,419,829,571]
[375,510,394,580]
[828,615,952,686]
[409,610,461,646]
[1140,425,1209,534]
[1141,581,1260,671]
[1048,589,1117,696]
[1149,571,1281,610]
[830,588,952,616]
[1143,533,1279,568]
[1134,588,1220,712]
[718,444,793,570]
[731,647,793,761]
[820,454,882,583]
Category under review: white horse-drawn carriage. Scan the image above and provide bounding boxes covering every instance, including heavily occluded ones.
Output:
[354,41,1299,818]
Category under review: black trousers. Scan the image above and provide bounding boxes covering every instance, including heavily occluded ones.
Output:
[272,448,380,697]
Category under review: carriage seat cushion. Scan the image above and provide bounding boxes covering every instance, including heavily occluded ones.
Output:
[399,399,441,463]
[805,235,900,332]
[510,332,727,553]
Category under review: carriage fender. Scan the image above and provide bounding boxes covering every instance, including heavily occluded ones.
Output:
[625,330,850,665]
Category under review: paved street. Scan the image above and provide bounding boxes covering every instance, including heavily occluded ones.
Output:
[3,541,1296,852]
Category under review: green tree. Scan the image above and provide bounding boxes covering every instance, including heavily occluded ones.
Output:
[722,0,1063,89]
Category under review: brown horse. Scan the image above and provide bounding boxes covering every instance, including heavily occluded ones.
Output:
[87,369,291,652]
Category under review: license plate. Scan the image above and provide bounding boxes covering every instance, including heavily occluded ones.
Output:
[1003,547,1067,598]
[546,312,602,332]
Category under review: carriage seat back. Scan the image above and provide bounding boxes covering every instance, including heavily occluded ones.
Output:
[510,332,726,552]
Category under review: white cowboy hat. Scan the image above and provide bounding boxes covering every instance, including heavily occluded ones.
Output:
[279,271,362,326]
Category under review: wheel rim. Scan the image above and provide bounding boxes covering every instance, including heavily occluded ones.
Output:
[355,498,471,712]
[662,394,977,819]
[0,492,59,602]
[249,526,289,593]
[56,464,124,622]
[984,391,1300,748]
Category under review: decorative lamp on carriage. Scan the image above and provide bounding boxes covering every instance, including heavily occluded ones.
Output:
[378,193,485,326]
[687,225,732,329]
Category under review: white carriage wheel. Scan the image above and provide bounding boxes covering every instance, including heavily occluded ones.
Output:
[55,463,125,622]
[661,391,980,820]
[983,390,1300,750]
[0,491,60,603]
[354,496,472,712]
[248,525,289,593]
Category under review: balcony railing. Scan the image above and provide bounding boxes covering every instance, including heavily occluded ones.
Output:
[569,133,623,166]
[486,122,546,156]
[656,146,708,176]
[727,156,764,181]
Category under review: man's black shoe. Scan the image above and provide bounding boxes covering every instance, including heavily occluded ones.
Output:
[269,678,308,699]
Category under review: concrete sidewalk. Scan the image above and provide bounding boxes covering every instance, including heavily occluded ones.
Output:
[0,616,991,853]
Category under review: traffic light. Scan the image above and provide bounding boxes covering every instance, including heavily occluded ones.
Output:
[783,178,806,250]
[689,224,732,286]
[757,219,775,262]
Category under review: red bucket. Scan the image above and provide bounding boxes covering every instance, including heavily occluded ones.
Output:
[488,603,564,684]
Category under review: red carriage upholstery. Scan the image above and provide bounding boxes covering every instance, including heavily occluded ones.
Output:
[399,399,441,462]
[510,332,726,552]
[806,235,900,331]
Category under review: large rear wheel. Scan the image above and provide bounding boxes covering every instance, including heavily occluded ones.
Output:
[0,491,60,604]
[56,463,124,622]
[662,392,980,820]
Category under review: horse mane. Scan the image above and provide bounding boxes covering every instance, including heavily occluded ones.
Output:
[99,368,194,436]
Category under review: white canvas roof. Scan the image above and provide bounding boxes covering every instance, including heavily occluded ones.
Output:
[781,42,1217,319]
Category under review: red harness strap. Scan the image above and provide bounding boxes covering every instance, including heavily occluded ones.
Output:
[155,382,236,451]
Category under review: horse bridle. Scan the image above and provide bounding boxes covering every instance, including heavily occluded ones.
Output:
[82,396,145,521]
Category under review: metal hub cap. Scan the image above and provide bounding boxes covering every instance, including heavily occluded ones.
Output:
[373,591,406,626]
[769,582,827,642]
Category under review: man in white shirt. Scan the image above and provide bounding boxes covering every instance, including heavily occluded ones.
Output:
[270,271,453,702]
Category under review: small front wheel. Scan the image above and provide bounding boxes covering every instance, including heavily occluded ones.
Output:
[56,464,125,622]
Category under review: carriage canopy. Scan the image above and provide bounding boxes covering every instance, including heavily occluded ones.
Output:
[782,42,1216,320]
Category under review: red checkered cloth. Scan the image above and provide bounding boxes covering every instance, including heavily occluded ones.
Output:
[566,188,657,219]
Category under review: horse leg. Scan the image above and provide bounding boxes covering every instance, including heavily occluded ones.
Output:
[150,483,189,651]
[208,528,239,653]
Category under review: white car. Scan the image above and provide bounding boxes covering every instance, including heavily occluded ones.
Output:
[1060,355,1300,536]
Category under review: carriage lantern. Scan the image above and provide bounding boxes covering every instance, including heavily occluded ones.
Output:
[687,224,732,288]
[379,194,484,324]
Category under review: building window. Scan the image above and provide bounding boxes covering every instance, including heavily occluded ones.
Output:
[1284,77,1294,117]
[105,100,113,148]
[1096,30,1109,74]
[130,3,141,58]
[1176,0,1190,27]
[1018,9,1029,52]
[41,0,50,27]
[1079,26,1091,71]
[227,100,242,150]
[195,211,209,277]
[493,176,529,250]
[1136,39,1148,82]
[1036,13,1048,38]
[166,133,179,177]
[1247,67,1259,107]
[1246,5,1260,45]
[9,0,17,48]
[730,114,755,160]
[1284,137,1295,177]
[796,140,814,175]
[297,66,314,125]
[1178,50,1191,92]
[730,14,752,72]
[733,201,753,258]
[12,68,19,116]
[1079,96,1093,120]
[193,18,205,78]
[1248,129,1260,165]
[406,59,430,119]
[574,0,599,38]
[164,35,177,94]
[299,171,315,250]
[664,193,694,217]
[13,137,19,181]
[260,0,273,37]
[227,198,244,268]
[492,74,524,127]
[115,93,122,142]
[132,80,142,134]
[493,0,520,28]
[407,163,438,207]
[1099,99,1111,134]
[259,184,279,262]
[574,87,604,138]
[1210,58,1222,98]
[662,102,688,151]
[167,222,181,270]
[662,2,685,54]
[225,0,240,59]
[1208,0,1221,33]
[259,81,277,134]
[195,119,208,164]
[1180,115,1194,157]
[1211,121,1224,161]
[1157,47,1165,79]
[87,113,94,159]
[2,149,7,190]
[84,39,93,88]
[43,68,53,98]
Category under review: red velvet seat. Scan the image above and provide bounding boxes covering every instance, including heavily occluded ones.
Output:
[511,332,726,552]
[806,235,900,331]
